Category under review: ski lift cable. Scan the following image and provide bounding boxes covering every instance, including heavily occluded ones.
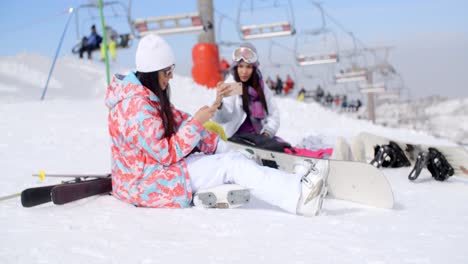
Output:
[214,8,242,47]
[317,5,390,66]
[310,0,385,66]
[267,40,298,80]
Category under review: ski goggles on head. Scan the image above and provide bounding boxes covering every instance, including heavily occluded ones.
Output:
[162,64,175,77]
[232,46,258,64]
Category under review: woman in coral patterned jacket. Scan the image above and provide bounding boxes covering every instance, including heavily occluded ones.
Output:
[104,34,328,217]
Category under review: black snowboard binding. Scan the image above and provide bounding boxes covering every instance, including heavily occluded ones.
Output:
[371,141,411,168]
[408,148,454,181]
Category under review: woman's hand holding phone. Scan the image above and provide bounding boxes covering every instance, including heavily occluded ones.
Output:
[213,82,242,108]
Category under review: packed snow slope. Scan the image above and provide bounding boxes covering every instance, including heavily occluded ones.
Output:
[1,54,467,264]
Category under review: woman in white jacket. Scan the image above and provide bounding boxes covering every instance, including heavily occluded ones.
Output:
[213,42,280,139]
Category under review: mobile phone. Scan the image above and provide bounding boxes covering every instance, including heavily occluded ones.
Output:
[225,82,243,96]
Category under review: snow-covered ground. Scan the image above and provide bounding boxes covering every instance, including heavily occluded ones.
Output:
[1,54,467,263]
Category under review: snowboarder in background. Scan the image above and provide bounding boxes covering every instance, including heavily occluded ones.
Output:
[334,95,341,108]
[105,34,328,216]
[341,95,348,111]
[325,92,333,106]
[355,98,362,112]
[275,74,283,95]
[79,25,102,59]
[297,86,306,102]
[284,74,295,94]
[315,85,324,103]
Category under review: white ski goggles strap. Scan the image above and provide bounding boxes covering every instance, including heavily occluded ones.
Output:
[232,47,258,64]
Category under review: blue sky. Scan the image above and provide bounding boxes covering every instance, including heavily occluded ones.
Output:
[1,0,467,98]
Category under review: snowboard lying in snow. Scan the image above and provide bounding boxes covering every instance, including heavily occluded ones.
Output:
[226,141,394,209]
[351,132,468,178]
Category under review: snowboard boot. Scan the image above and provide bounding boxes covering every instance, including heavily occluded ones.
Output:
[193,184,251,209]
[295,159,329,217]
[371,141,411,168]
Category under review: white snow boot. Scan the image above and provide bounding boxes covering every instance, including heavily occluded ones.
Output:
[193,184,251,209]
[295,159,330,217]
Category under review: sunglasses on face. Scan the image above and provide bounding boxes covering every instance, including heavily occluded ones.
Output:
[163,64,176,77]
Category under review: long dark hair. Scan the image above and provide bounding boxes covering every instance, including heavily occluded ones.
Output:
[233,66,269,116]
[136,71,175,138]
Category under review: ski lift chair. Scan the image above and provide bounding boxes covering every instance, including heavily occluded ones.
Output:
[294,2,339,66]
[237,0,296,40]
[297,53,338,66]
[133,12,204,37]
[71,33,133,55]
[358,82,386,93]
[71,2,134,56]
[335,69,368,83]
[241,21,295,40]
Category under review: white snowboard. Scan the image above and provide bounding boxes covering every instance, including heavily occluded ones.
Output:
[352,132,468,178]
[227,141,394,209]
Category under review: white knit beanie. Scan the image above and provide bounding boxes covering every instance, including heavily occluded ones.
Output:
[135,34,175,73]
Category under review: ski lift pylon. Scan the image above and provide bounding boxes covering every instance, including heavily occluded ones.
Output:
[133,12,204,37]
[237,0,296,40]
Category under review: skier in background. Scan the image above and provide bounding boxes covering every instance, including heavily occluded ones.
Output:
[104,34,328,217]
[100,25,119,61]
[79,25,102,59]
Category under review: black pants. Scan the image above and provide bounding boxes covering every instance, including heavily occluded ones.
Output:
[78,37,99,59]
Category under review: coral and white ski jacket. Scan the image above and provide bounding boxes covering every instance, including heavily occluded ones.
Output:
[213,75,280,138]
[105,72,219,208]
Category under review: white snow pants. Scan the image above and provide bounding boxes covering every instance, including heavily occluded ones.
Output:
[185,146,302,214]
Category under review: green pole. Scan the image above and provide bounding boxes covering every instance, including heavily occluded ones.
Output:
[98,0,110,85]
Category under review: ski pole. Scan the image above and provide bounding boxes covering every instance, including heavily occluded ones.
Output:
[0,192,20,202]
[32,171,111,180]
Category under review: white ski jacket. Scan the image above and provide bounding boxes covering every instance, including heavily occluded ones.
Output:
[213,75,280,138]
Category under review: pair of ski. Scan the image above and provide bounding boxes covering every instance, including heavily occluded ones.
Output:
[21,174,112,207]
